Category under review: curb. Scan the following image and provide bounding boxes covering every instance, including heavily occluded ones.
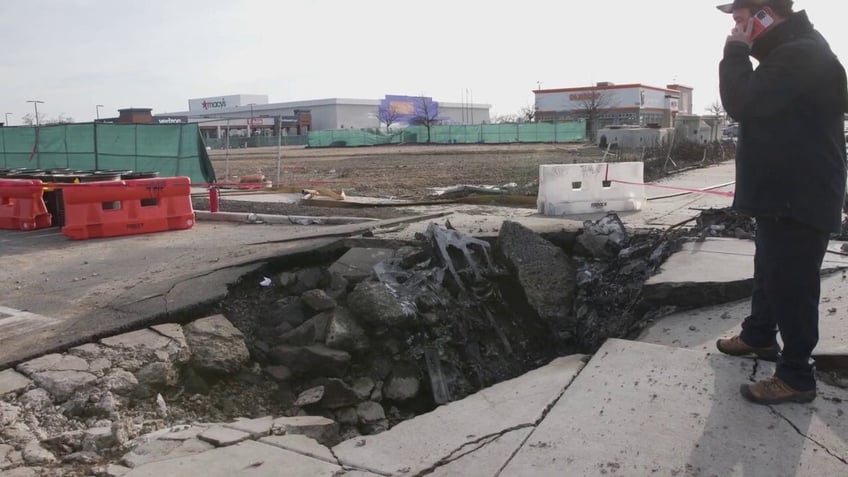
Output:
[194,210,378,226]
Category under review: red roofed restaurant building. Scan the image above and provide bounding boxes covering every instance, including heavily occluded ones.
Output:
[534,82,694,129]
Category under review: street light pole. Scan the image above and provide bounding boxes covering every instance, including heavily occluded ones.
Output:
[26,100,44,167]
[96,104,103,121]
[4,113,10,126]
[225,119,230,181]
[276,114,282,187]
[26,100,44,127]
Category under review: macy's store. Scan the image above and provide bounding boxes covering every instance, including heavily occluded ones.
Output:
[157,94,313,140]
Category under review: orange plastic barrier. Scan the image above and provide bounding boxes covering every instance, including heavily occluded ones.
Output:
[61,177,195,240]
[0,179,52,230]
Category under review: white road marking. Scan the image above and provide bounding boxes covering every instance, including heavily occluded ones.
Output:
[0,305,61,338]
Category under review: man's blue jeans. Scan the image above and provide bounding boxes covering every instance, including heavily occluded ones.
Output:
[739,216,830,391]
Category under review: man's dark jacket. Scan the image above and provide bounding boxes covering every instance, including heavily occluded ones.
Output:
[720,10,848,233]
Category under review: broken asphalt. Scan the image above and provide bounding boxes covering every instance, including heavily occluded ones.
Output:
[1,160,846,475]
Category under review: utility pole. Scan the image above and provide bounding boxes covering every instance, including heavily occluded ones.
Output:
[96,104,103,121]
[470,90,474,125]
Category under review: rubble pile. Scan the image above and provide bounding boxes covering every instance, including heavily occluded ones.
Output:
[219,216,686,418]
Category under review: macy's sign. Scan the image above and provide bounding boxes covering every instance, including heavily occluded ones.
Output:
[201,99,227,110]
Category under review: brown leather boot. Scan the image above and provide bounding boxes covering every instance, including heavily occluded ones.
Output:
[740,376,816,405]
[716,335,780,360]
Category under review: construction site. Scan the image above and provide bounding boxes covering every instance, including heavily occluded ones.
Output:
[1,135,847,477]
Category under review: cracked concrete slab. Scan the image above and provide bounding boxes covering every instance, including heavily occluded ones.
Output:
[638,271,848,357]
[332,354,586,476]
[429,427,533,477]
[751,360,848,466]
[643,238,848,308]
[122,440,342,477]
[500,339,848,476]
[258,435,336,464]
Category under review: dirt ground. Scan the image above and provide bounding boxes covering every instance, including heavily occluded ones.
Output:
[200,142,732,219]
[208,143,607,199]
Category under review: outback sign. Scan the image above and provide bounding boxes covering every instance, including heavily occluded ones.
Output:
[569,92,601,101]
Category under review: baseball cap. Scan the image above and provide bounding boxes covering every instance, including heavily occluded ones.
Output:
[716,0,790,13]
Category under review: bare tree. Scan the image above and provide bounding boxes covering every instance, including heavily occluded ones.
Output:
[43,113,74,125]
[520,104,536,123]
[409,96,441,143]
[22,112,74,126]
[492,113,520,124]
[573,88,615,142]
[703,100,728,142]
[705,100,726,120]
[377,104,401,132]
[21,112,46,126]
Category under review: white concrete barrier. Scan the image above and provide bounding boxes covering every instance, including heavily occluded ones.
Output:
[537,162,646,216]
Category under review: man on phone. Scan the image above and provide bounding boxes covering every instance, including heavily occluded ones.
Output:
[715,0,848,405]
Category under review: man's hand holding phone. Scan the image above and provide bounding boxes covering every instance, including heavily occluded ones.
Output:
[727,17,754,48]
[728,10,775,48]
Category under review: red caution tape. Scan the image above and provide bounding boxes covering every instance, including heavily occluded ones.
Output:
[611,179,735,197]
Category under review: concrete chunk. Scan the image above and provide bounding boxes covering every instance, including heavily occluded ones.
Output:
[644,238,848,308]
[495,221,577,335]
[29,370,98,402]
[197,426,251,447]
[183,315,250,374]
[272,416,340,447]
[101,329,174,354]
[0,369,31,396]
[223,416,274,439]
[328,248,394,284]
[17,353,89,375]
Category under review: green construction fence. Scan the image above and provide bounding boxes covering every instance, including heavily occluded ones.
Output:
[0,123,216,184]
[307,121,587,147]
[204,135,309,149]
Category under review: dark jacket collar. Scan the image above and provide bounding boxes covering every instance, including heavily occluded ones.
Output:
[751,10,814,61]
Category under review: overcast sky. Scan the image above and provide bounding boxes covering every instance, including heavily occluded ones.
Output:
[2,0,846,124]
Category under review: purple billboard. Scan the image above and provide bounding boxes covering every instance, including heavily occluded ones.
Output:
[379,95,440,125]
